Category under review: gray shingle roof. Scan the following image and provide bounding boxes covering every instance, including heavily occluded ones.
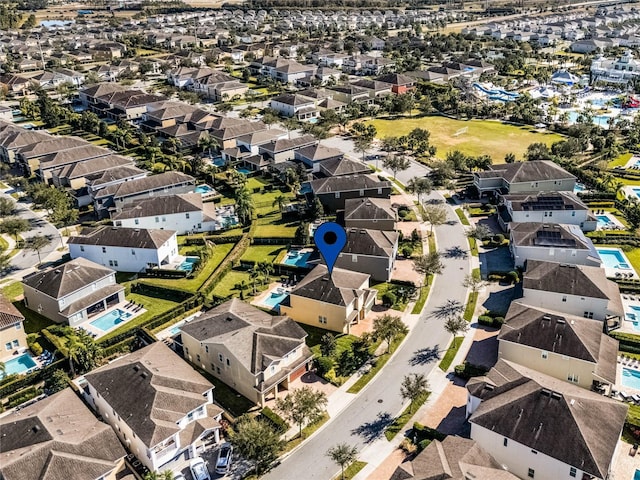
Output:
[22,257,115,299]
[467,360,628,479]
[0,388,126,480]
[503,191,588,212]
[484,160,576,183]
[68,226,176,249]
[84,342,214,447]
[510,222,590,249]
[344,197,396,221]
[343,228,398,257]
[289,264,371,306]
[94,171,195,200]
[309,174,391,194]
[111,193,203,221]
[318,157,370,177]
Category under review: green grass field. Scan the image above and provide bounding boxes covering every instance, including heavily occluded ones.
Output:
[608,152,633,168]
[241,244,288,263]
[368,116,563,162]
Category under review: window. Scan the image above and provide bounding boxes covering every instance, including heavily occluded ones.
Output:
[528,469,535,478]
[541,351,548,359]
[219,353,223,362]
[318,316,327,324]
[155,217,159,223]
[80,245,85,252]
[352,254,358,262]
[335,192,340,198]
[571,211,576,217]
[503,438,508,447]
[185,347,188,355]
[134,219,139,225]
[211,363,215,370]
[162,216,166,222]
[531,450,537,454]
[562,296,567,302]
[113,260,118,267]
[196,354,201,362]
[186,213,190,219]
[216,367,221,374]
[109,260,114,267]
[102,247,106,253]
[359,189,364,196]
[5,342,12,351]
[583,311,593,319]
[570,467,577,477]
[568,373,579,383]
[15,323,21,330]
[205,345,209,353]
[226,358,230,366]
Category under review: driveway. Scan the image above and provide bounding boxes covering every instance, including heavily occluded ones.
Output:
[2,191,60,272]
[263,190,471,480]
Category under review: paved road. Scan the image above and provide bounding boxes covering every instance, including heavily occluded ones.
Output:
[264,192,470,480]
[2,191,60,272]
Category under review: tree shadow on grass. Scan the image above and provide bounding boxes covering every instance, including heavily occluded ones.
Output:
[352,411,394,444]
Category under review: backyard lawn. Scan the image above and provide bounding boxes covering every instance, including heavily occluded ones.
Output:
[300,324,359,357]
[368,116,563,162]
[211,270,276,299]
[1,281,23,301]
[241,244,288,263]
[608,152,633,168]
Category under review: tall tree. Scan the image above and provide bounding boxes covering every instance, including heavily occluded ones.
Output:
[326,443,359,480]
[320,333,337,357]
[406,177,432,205]
[400,373,430,413]
[197,132,219,157]
[444,316,469,348]
[0,217,30,243]
[26,235,51,266]
[372,314,408,353]
[413,252,444,286]
[462,271,487,296]
[229,415,284,475]
[234,186,255,225]
[276,386,328,438]
[382,154,411,180]
[422,204,448,234]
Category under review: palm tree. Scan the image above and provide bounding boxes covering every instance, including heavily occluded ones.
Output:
[66,334,86,377]
[258,261,274,285]
[249,264,260,294]
[272,194,287,216]
[234,186,255,225]
[198,133,219,158]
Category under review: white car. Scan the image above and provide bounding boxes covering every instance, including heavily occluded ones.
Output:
[215,443,233,475]
[189,457,211,480]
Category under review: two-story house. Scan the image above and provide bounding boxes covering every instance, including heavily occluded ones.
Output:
[280,265,377,334]
[498,301,618,392]
[68,226,179,272]
[473,161,576,197]
[466,359,627,480]
[0,388,127,480]
[499,192,597,232]
[295,144,344,171]
[269,93,319,122]
[522,260,623,323]
[334,228,399,282]
[306,174,392,212]
[509,223,602,268]
[22,258,125,327]
[80,342,223,472]
[342,197,397,231]
[0,294,26,362]
[180,299,314,407]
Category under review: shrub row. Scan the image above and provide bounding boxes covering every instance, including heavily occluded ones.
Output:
[610,332,640,355]
[184,235,244,245]
[130,282,194,301]
[577,192,617,201]
[478,315,505,328]
[412,422,447,444]
[584,201,615,208]
[454,362,489,380]
[487,271,519,284]
[200,233,251,297]
[6,387,42,408]
[260,406,289,434]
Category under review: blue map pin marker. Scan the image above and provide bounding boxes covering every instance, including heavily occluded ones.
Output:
[314,222,347,276]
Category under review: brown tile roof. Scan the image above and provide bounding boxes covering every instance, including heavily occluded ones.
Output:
[0,293,24,329]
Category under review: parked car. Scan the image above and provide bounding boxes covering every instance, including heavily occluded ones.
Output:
[190,457,211,480]
[215,442,234,475]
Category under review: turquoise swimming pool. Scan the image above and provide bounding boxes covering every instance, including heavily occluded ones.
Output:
[194,185,215,194]
[622,368,640,390]
[263,291,288,312]
[90,309,132,332]
[177,257,199,271]
[282,250,311,268]
[597,248,631,270]
[1,353,37,378]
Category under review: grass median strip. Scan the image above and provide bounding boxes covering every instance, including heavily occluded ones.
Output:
[347,334,406,394]
[335,461,368,480]
[438,337,464,372]
[455,208,470,226]
[281,413,330,453]
[463,291,478,322]
[384,392,430,440]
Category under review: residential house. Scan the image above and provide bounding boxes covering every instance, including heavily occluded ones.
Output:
[258,135,318,163]
[466,359,627,480]
[50,154,135,190]
[326,84,373,105]
[181,298,314,406]
[93,171,196,218]
[306,174,392,212]
[509,223,601,268]
[68,226,179,272]
[316,157,371,177]
[334,228,399,282]
[81,342,223,472]
[0,294,26,361]
[111,193,227,234]
[0,388,126,480]
[295,144,344,170]
[16,136,88,176]
[498,192,597,232]
[280,265,377,334]
[390,436,520,480]
[22,257,125,327]
[522,260,623,323]
[37,144,113,183]
[269,93,319,121]
[86,165,148,208]
[343,197,397,231]
[0,122,50,165]
[473,161,577,196]
[376,73,416,94]
[350,79,393,99]
[498,301,618,392]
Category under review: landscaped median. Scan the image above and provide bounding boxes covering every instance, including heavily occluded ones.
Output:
[347,334,406,394]
[384,391,430,440]
[438,337,464,372]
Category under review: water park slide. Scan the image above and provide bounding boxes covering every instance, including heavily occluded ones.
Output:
[472,83,519,100]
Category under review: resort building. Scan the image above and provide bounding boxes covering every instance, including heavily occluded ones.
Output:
[522,260,623,323]
[509,223,601,268]
[473,161,576,196]
[0,388,127,480]
[180,299,314,406]
[22,258,125,327]
[280,265,377,334]
[467,360,627,480]
[68,226,179,273]
[499,302,618,392]
[0,293,26,361]
[591,50,640,85]
[80,342,223,472]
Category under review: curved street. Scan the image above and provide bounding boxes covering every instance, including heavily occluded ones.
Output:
[264,191,471,480]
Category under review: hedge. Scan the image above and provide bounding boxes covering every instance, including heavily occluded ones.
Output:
[454,362,489,380]
[260,406,289,434]
[478,315,505,328]
[610,332,640,354]
[200,233,251,296]
[7,387,42,408]
[412,422,446,444]
[577,192,617,201]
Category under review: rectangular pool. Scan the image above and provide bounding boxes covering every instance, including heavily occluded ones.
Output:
[262,291,288,311]
[622,367,640,390]
[633,188,640,199]
[90,309,132,332]
[177,257,199,271]
[1,353,37,378]
[596,215,613,228]
[194,185,215,194]
[597,248,631,270]
[282,251,311,268]
[237,168,252,175]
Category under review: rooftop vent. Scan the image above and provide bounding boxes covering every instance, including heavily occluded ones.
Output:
[551,392,562,400]
[484,384,494,391]
[541,389,551,396]
[542,315,551,321]
[32,425,40,433]
[133,365,139,372]
[141,372,148,379]
[557,319,566,324]
[54,270,61,274]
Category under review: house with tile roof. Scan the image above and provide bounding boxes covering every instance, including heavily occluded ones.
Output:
[81,342,223,472]
[22,257,125,326]
[0,293,26,362]
[68,226,179,272]
[180,298,314,406]
[466,359,627,480]
[280,265,377,334]
[334,228,399,281]
[499,302,618,392]
[0,388,127,480]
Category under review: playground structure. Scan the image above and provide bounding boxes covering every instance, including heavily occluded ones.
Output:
[472,83,519,102]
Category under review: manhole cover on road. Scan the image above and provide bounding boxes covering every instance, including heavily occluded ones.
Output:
[378,399,383,403]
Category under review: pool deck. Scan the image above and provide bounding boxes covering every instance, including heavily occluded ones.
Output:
[279,247,314,267]
[620,298,640,334]
[598,247,638,280]
[0,349,44,376]
[251,281,294,311]
[78,302,146,339]
[623,154,640,170]
[596,212,626,231]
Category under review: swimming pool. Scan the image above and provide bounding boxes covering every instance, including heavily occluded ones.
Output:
[597,248,631,270]
[169,325,181,336]
[194,185,215,194]
[237,168,252,175]
[622,367,640,390]
[573,183,585,193]
[262,291,288,311]
[1,353,37,378]
[282,250,311,268]
[596,215,614,228]
[90,309,132,332]
[634,469,640,480]
[177,257,199,271]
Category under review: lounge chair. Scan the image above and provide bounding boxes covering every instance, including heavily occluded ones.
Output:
[630,444,638,457]
[620,391,631,401]
[632,394,640,404]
